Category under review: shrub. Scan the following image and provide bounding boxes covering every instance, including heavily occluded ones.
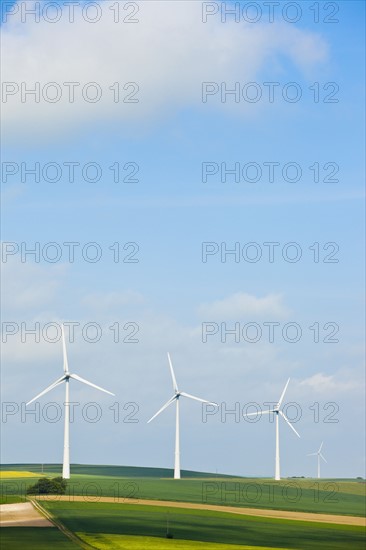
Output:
[27,477,67,495]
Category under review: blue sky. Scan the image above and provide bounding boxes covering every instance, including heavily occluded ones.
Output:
[1,1,365,479]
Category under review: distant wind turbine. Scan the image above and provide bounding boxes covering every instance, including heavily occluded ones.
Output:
[244,378,300,480]
[308,442,327,478]
[148,352,217,480]
[27,324,115,479]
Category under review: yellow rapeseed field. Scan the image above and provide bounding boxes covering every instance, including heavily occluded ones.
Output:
[0,471,41,479]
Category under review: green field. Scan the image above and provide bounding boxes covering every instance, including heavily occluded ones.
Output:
[1,465,365,516]
[0,494,24,504]
[1,465,365,550]
[42,501,365,550]
[79,535,288,550]
[0,528,80,549]
[2,499,365,550]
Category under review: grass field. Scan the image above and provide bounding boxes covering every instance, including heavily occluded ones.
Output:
[1,465,365,549]
[0,528,80,549]
[80,534,288,549]
[42,501,365,550]
[1,471,364,515]
[0,494,24,504]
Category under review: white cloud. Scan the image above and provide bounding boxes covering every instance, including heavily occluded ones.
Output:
[198,292,289,319]
[1,257,67,313]
[299,372,359,394]
[1,1,329,141]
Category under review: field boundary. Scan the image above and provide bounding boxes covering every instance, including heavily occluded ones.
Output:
[30,499,96,549]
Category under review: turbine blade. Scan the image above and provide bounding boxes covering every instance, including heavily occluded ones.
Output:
[243,409,272,417]
[279,410,300,438]
[26,376,66,405]
[320,453,327,463]
[147,395,177,423]
[70,374,115,396]
[277,378,290,408]
[179,391,216,405]
[319,441,323,453]
[167,352,178,393]
[61,324,69,374]
[307,452,317,456]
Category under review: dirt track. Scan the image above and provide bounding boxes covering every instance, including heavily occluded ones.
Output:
[36,495,365,527]
[0,502,53,527]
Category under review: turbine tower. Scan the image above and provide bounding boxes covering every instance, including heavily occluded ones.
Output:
[308,442,327,478]
[148,352,216,480]
[27,324,115,479]
[244,378,300,480]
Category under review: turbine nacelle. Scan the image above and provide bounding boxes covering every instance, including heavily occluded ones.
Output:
[308,442,327,462]
[147,353,217,424]
[243,378,300,437]
[27,324,115,406]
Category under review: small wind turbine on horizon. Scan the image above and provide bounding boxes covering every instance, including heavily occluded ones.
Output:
[308,442,327,479]
[244,378,300,481]
[147,352,217,480]
[27,324,115,479]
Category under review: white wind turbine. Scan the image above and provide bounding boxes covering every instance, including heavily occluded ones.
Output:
[244,378,300,480]
[148,352,216,480]
[308,442,327,479]
[27,324,115,479]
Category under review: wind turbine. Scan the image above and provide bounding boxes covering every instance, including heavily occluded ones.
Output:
[308,442,327,478]
[148,352,216,480]
[244,378,300,480]
[27,324,115,479]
